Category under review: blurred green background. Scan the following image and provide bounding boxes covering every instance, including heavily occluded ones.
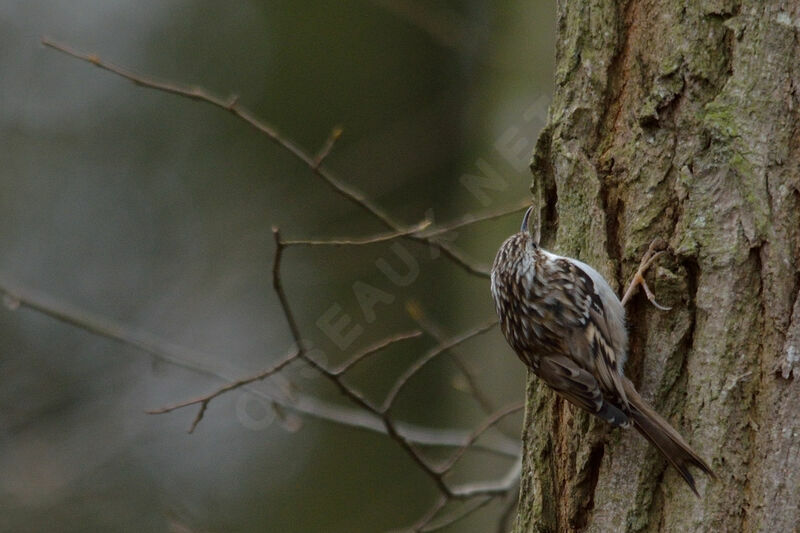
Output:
[0,2,554,531]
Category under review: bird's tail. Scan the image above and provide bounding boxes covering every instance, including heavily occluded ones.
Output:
[623,378,715,496]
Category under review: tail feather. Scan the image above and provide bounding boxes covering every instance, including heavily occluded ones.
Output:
[623,378,715,496]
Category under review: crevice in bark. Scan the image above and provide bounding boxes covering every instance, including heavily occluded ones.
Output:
[516,0,800,530]
[573,443,605,530]
[531,124,559,249]
[623,285,648,387]
[703,1,740,76]
[599,181,624,285]
[594,0,637,155]
[553,398,569,533]
[593,0,635,286]
[542,178,559,248]
[664,313,696,404]
[681,256,700,311]
[647,81,685,131]
[741,244,765,532]
[686,5,738,115]
[791,187,800,301]
[663,256,699,403]
[629,455,668,533]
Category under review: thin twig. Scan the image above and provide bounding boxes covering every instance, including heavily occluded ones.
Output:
[146,349,301,432]
[416,200,530,238]
[283,220,430,247]
[420,496,494,532]
[449,458,522,498]
[407,495,447,533]
[40,38,525,528]
[381,319,498,412]
[274,227,455,497]
[275,232,517,503]
[313,125,343,168]
[436,401,524,475]
[496,487,519,533]
[367,0,471,50]
[285,197,526,250]
[0,279,223,377]
[148,350,299,416]
[41,38,489,278]
[272,227,304,343]
[332,330,423,375]
[0,277,520,455]
[406,301,497,415]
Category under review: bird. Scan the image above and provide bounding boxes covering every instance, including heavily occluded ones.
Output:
[490,205,714,495]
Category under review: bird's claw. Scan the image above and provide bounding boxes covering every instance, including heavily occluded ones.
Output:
[621,240,672,310]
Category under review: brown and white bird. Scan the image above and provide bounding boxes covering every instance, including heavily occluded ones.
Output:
[490,206,714,495]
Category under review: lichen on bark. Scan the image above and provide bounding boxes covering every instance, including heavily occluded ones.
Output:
[516,1,800,532]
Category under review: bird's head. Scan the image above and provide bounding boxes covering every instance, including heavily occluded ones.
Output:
[491,205,538,279]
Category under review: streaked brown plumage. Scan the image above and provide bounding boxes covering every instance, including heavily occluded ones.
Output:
[491,206,714,495]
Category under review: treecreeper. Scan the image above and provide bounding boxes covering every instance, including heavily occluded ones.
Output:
[490,206,714,495]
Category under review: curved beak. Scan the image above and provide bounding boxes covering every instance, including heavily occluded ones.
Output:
[520,206,534,234]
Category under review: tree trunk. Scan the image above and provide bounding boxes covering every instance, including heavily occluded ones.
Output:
[515,1,800,532]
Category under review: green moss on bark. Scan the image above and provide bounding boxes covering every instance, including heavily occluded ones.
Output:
[517,1,800,532]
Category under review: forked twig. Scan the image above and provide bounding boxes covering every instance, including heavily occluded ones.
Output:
[0,278,520,455]
[41,38,489,278]
[36,37,527,530]
[147,349,301,433]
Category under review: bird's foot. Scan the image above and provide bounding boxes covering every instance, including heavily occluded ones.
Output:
[620,238,671,310]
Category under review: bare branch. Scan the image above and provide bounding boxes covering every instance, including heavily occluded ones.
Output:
[417,200,530,238]
[406,301,497,415]
[147,350,300,416]
[39,38,527,529]
[394,402,523,532]
[396,403,523,531]
[41,38,489,278]
[406,495,447,533]
[268,390,523,459]
[381,319,498,412]
[405,459,523,531]
[313,125,343,168]
[0,279,223,378]
[390,415,518,457]
[146,349,301,432]
[271,227,304,343]
[437,401,523,475]
[419,497,494,532]
[274,231,516,503]
[0,277,520,456]
[449,458,521,498]
[282,220,430,247]
[332,330,423,375]
[273,227,455,496]
[283,199,527,250]
[495,488,519,533]
[367,0,471,50]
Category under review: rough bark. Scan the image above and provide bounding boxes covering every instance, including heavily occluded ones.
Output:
[515,1,800,532]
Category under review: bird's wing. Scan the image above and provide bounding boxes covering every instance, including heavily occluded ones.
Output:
[537,354,630,427]
[534,256,630,409]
